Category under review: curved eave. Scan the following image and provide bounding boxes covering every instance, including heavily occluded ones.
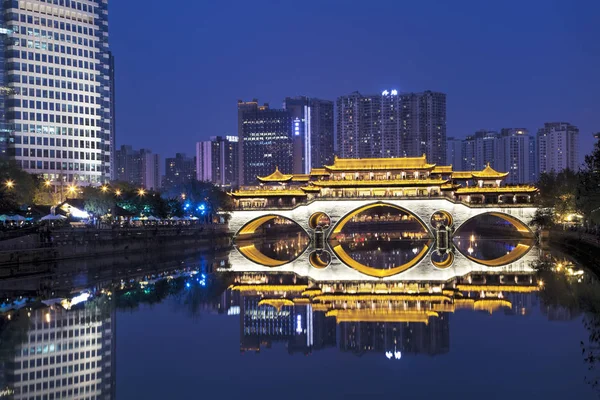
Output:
[257,176,293,183]
[324,165,437,171]
[471,172,510,179]
[301,186,321,193]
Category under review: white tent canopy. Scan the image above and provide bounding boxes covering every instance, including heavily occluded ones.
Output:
[41,214,67,221]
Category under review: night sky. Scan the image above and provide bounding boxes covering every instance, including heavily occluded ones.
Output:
[111,0,600,164]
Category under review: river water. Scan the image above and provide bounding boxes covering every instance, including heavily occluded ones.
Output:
[0,214,599,399]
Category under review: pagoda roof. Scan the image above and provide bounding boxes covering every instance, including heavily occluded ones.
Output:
[309,168,330,176]
[451,171,474,179]
[325,154,436,171]
[291,174,310,182]
[472,164,509,179]
[310,178,449,187]
[257,166,293,182]
[432,165,453,174]
[301,186,321,192]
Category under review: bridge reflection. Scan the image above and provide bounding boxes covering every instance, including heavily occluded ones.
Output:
[223,270,542,356]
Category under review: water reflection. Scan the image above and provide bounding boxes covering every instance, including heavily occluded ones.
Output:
[0,251,598,397]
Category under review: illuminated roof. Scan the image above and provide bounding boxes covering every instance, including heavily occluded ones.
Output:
[310,179,448,187]
[230,189,307,197]
[313,294,452,303]
[455,186,538,194]
[230,285,308,292]
[472,163,509,179]
[310,168,330,176]
[291,174,310,182]
[257,299,294,310]
[456,284,539,293]
[257,166,293,182]
[432,165,453,174]
[451,171,474,179]
[325,155,436,171]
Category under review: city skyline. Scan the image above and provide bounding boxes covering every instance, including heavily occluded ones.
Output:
[111,0,600,164]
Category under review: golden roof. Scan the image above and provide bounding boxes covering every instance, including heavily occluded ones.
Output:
[455,186,538,194]
[257,166,293,182]
[310,168,330,176]
[472,163,509,179]
[230,189,307,197]
[291,174,310,182]
[432,165,453,174]
[325,154,436,171]
[451,171,474,179]
[310,178,448,187]
[326,309,438,324]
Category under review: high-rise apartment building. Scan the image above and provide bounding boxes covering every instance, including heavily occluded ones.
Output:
[284,96,334,173]
[1,0,113,185]
[496,128,533,184]
[115,145,160,189]
[461,130,499,171]
[400,91,447,164]
[336,90,446,163]
[446,137,462,169]
[537,122,579,174]
[237,99,292,185]
[164,153,195,189]
[196,135,239,188]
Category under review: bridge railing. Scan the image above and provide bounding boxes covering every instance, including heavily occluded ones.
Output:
[233,195,536,211]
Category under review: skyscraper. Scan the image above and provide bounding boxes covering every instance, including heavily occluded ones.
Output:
[496,128,533,184]
[164,153,196,189]
[1,0,114,185]
[446,137,463,169]
[196,135,239,188]
[537,122,579,174]
[336,90,446,163]
[461,130,499,171]
[238,100,292,185]
[284,96,334,173]
[115,145,160,189]
[400,91,447,164]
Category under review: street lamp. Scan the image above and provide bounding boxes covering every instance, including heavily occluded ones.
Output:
[67,185,77,196]
[100,185,109,193]
[44,180,52,188]
[181,193,186,200]
[138,188,146,197]
[115,189,122,197]
[5,179,14,189]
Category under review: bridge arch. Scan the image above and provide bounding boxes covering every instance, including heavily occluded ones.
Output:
[454,211,533,236]
[330,201,433,237]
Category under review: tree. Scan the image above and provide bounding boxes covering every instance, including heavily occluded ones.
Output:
[0,161,40,211]
[82,187,116,218]
[577,140,600,224]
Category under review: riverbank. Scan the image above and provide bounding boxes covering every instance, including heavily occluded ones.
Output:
[546,229,600,275]
[0,225,232,274]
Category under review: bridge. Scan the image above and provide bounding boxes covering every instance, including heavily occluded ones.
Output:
[227,198,539,282]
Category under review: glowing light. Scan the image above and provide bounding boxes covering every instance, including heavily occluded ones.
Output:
[394,351,402,359]
[70,207,89,219]
[391,89,398,96]
[181,193,186,200]
[100,185,109,193]
[382,90,389,96]
[5,180,14,189]
[296,314,303,334]
[186,282,191,288]
[385,351,393,359]
[67,185,77,194]
[45,313,51,323]
[138,189,146,197]
[115,189,122,196]
[44,180,52,188]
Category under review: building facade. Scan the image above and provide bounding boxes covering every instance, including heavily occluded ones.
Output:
[496,128,535,184]
[336,90,446,164]
[164,153,195,189]
[537,122,579,174]
[115,145,160,189]
[284,96,334,174]
[196,135,238,188]
[2,0,114,185]
[446,137,462,170]
[237,99,293,185]
[1,304,115,399]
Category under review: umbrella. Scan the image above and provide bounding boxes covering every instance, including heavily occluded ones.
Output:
[147,215,160,221]
[41,214,67,221]
[0,215,8,222]
[7,215,26,221]
[170,216,181,221]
